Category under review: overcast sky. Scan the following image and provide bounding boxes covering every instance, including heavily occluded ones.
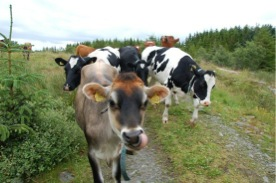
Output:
[1,0,275,51]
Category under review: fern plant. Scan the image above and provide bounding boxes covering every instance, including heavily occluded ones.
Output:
[0,5,41,142]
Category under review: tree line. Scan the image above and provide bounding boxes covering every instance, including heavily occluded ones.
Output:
[43,24,275,72]
[184,24,275,72]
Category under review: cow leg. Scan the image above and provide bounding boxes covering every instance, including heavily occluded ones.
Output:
[27,53,30,61]
[190,98,200,127]
[88,151,104,183]
[172,91,179,105]
[112,155,121,183]
[162,92,172,123]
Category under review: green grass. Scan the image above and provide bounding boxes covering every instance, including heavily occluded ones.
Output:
[8,52,273,182]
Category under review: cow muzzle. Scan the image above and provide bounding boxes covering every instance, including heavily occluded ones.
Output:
[63,84,70,91]
[122,130,148,151]
[200,100,211,106]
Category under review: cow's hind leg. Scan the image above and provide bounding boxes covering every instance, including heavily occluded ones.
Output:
[88,151,104,183]
[162,92,172,123]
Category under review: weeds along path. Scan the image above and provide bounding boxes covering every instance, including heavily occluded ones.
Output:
[199,114,275,183]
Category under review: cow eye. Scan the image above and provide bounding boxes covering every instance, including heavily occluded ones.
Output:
[140,100,148,110]
[109,99,119,109]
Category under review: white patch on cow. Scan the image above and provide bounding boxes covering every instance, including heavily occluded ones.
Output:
[148,47,192,85]
[69,57,78,68]
[140,63,146,69]
[88,46,120,72]
[200,74,216,105]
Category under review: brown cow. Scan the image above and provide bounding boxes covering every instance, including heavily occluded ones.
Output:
[161,36,179,47]
[75,44,95,57]
[22,42,32,61]
[144,41,156,47]
[76,60,169,182]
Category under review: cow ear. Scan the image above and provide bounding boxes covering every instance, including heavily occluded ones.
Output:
[82,83,109,102]
[83,57,97,65]
[191,65,205,76]
[55,58,67,66]
[145,85,169,104]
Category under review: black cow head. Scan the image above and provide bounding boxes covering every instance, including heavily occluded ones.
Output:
[55,56,96,91]
[127,60,150,86]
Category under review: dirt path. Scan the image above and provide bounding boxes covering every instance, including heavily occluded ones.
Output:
[107,113,274,183]
[202,115,275,183]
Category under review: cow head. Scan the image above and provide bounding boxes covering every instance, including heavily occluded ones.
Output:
[127,60,150,86]
[191,66,216,106]
[82,72,169,151]
[55,56,96,91]
[161,36,179,47]
[144,41,156,47]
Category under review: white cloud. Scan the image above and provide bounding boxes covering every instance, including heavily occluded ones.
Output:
[1,0,275,50]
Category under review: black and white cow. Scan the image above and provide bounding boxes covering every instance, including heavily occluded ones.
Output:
[118,46,149,85]
[55,46,120,91]
[87,46,121,71]
[142,46,216,126]
[55,56,96,91]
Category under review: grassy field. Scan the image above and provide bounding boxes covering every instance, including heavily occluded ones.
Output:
[6,51,274,182]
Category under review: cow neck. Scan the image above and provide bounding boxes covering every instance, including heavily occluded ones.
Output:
[188,75,196,92]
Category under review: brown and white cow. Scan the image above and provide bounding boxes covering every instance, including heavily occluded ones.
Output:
[75,44,95,57]
[75,59,169,182]
[22,42,32,61]
[144,40,156,47]
[161,36,179,47]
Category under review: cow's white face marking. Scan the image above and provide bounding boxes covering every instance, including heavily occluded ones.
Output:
[140,63,146,69]
[69,57,78,69]
[199,74,215,105]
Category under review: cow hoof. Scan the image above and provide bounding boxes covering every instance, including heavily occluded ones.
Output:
[162,118,168,124]
[189,121,196,128]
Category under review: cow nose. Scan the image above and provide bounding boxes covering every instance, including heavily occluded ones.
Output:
[122,130,148,150]
[63,84,70,91]
[203,101,210,106]
[123,130,142,145]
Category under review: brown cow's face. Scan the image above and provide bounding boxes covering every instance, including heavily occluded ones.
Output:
[161,36,179,47]
[144,41,156,47]
[82,72,169,151]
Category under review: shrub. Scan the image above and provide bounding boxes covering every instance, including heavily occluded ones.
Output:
[232,41,267,71]
[0,94,83,182]
[211,45,233,67]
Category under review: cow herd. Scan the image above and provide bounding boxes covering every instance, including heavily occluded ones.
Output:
[54,36,216,182]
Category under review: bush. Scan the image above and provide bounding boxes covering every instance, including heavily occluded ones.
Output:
[0,94,83,182]
[232,41,266,71]
[211,45,233,67]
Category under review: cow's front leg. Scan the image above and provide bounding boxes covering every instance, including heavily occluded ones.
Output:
[112,155,121,183]
[88,151,104,183]
[190,98,200,127]
[162,92,172,123]
[173,91,179,105]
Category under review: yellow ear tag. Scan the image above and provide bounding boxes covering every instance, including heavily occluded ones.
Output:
[150,94,160,104]
[95,92,105,102]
